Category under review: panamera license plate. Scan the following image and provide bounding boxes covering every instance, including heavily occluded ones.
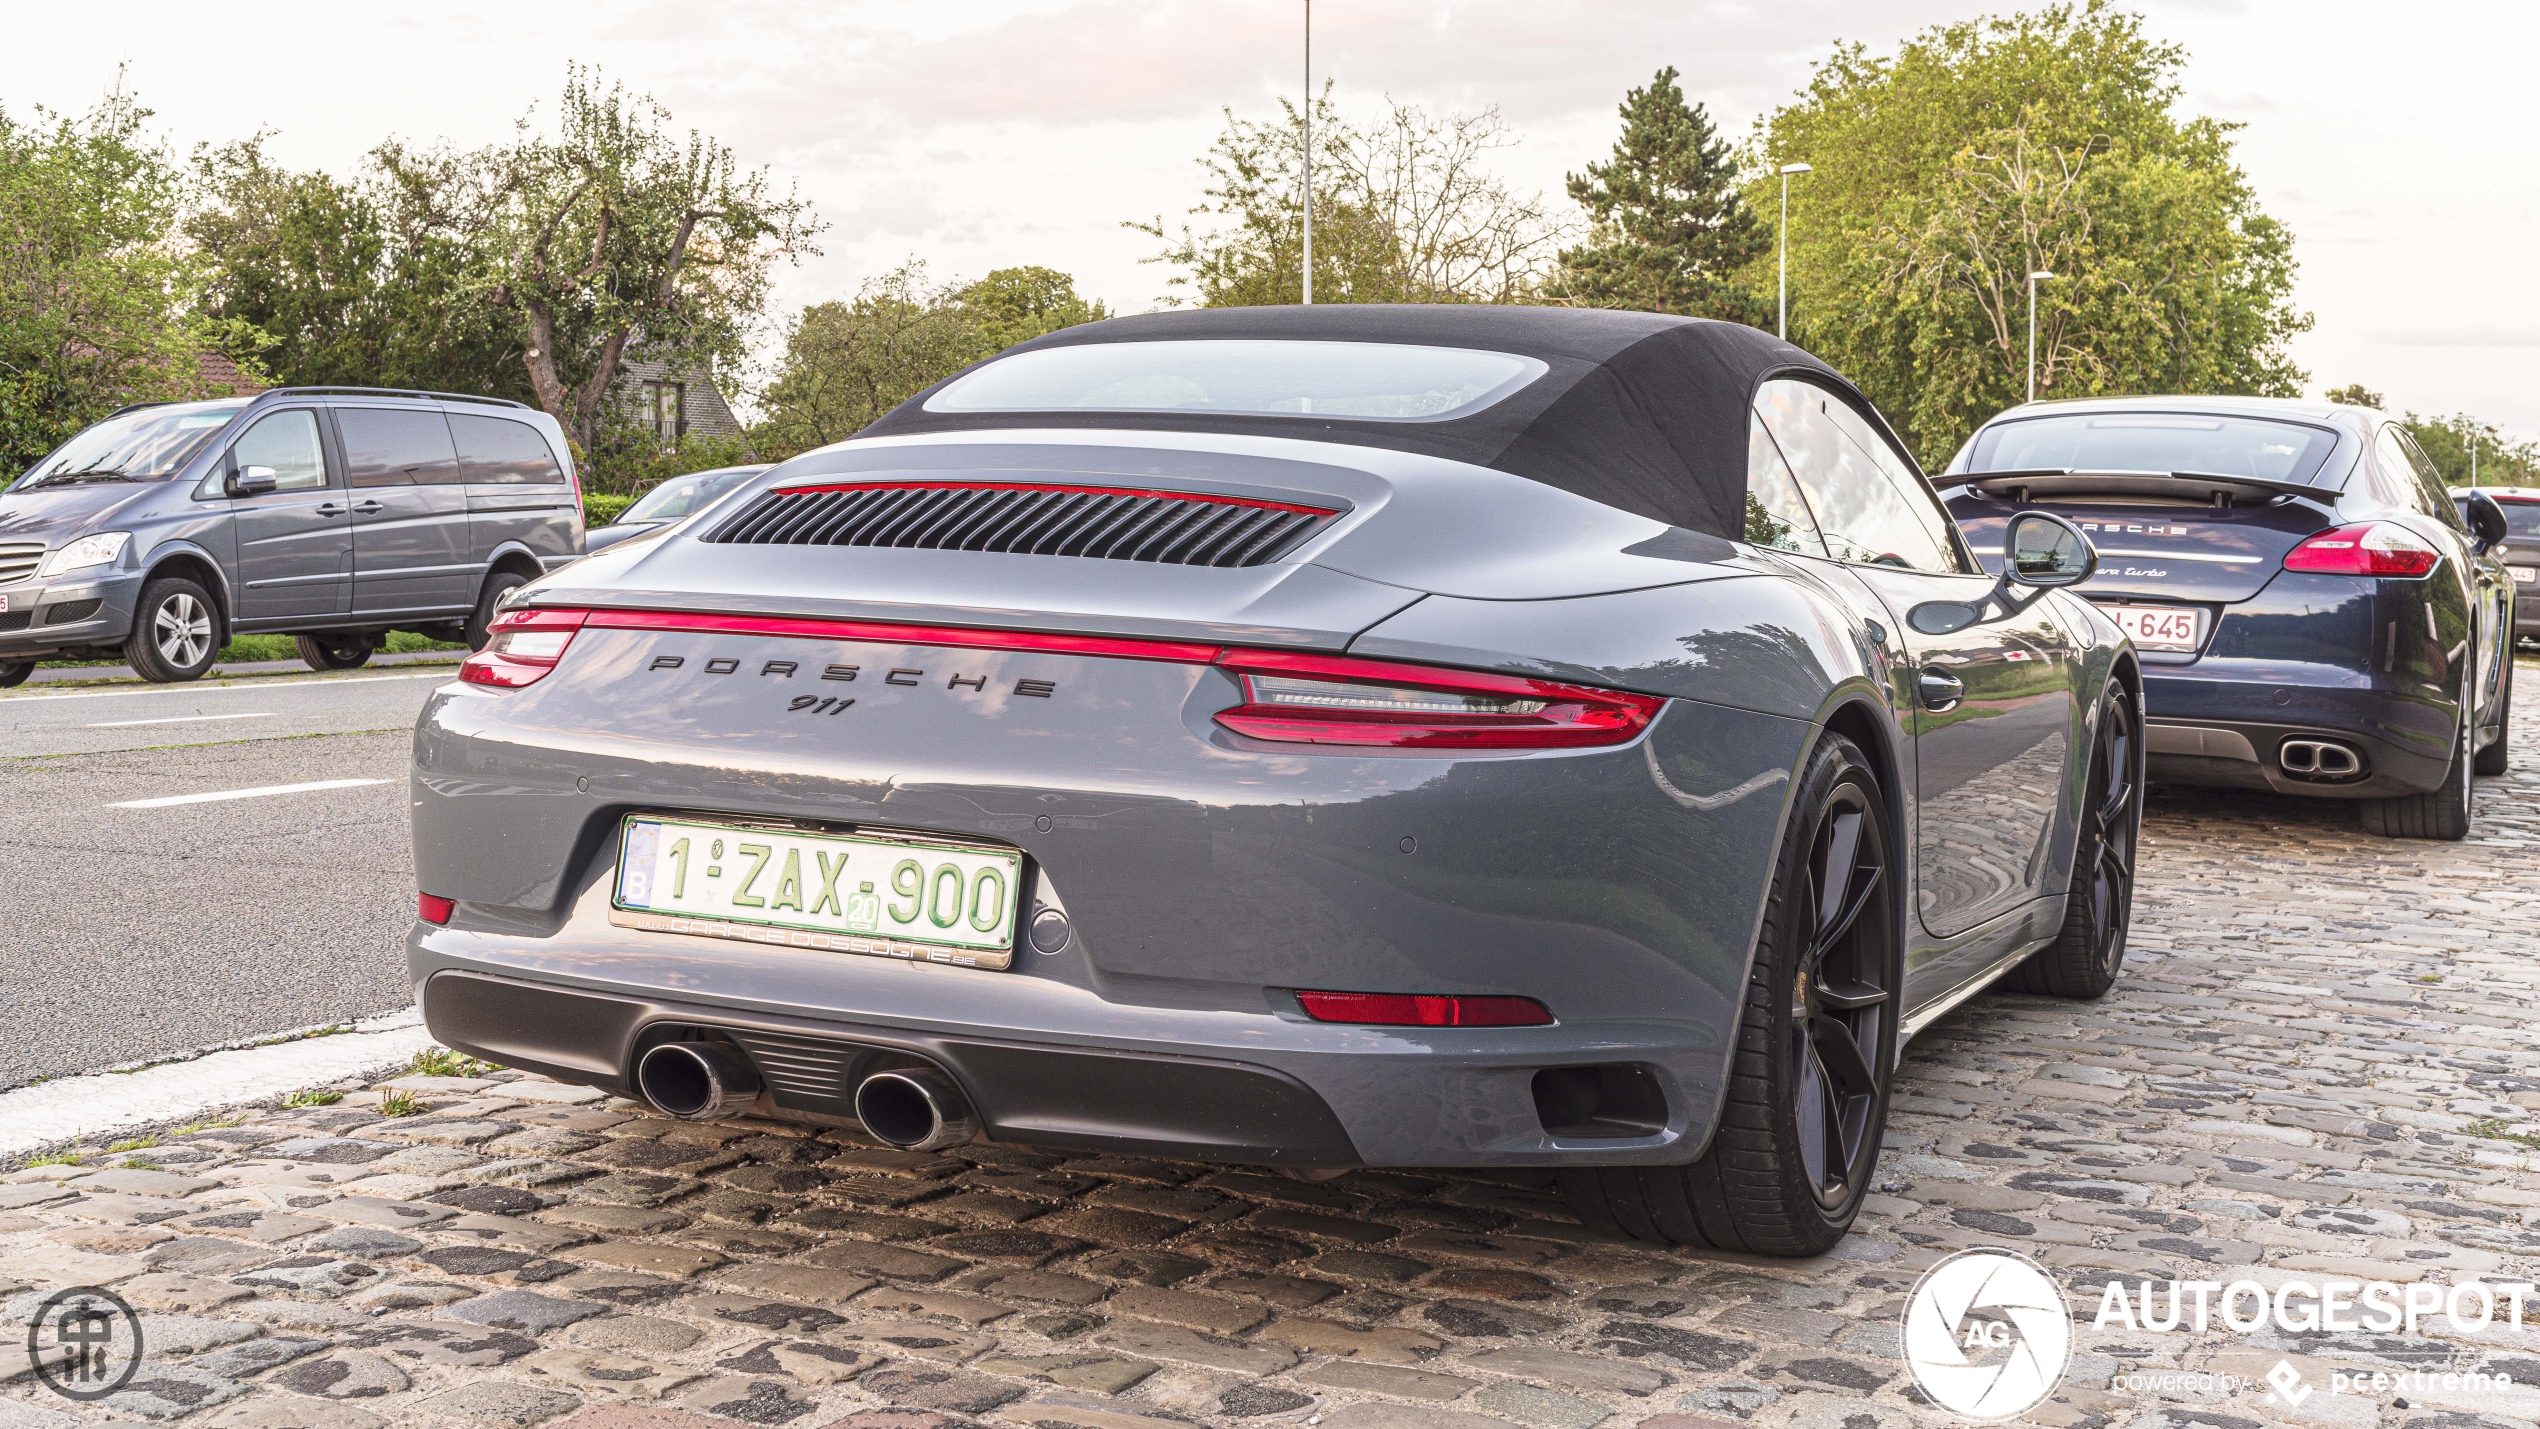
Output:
[2100,603,2202,652]
[610,816,1022,969]
[2514,567,2536,585]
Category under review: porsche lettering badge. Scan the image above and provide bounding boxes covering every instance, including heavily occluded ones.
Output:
[644,653,1057,708]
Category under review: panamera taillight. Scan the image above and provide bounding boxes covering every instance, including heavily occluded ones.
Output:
[1212,650,1663,749]
[459,608,589,688]
[2283,522,2441,577]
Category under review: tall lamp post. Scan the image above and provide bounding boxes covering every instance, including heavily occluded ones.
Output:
[2026,270,2056,402]
[1777,163,1811,340]
[1301,0,1313,306]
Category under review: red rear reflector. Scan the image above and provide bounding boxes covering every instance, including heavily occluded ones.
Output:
[2283,522,2441,577]
[1295,990,1554,1027]
[1214,650,1662,749]
[418,893,456,925]
[459,607,589,688]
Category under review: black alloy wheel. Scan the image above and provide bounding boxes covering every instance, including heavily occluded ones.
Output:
[2010,680,2141,998]
[1561,732,1898,1256]
[2475,668,2513,777]
[1789,775,1890,1208]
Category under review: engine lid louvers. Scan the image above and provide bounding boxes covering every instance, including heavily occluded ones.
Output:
[703,481,1337,569]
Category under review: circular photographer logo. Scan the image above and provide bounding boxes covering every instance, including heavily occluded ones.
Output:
[26,1285,144,1402]
[1903,1248,2071,1420]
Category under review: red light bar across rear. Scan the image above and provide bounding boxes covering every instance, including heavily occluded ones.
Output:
[471,606,1663,750]
[1295,990,1555,1027]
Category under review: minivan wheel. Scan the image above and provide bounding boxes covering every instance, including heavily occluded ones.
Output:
[1559,732,1897,1257]
[2363,699,2473,841]
[465,572,529,651]
[124,577,222,683]
[0,661,31,689]
[294,633,376,672]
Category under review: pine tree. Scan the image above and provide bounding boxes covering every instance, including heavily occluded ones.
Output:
[1555,68,1768,324]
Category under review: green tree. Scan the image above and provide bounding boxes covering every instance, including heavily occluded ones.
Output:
[2325,383,2537,488]
[755,261,987,459]
[1132,87,1562,307]
[954,266,1110,352]
[1754,2,2310,467]
[1551,67,1769,322]
[371,66,819,456]
[0,84,256,474]
[186,136,526,398]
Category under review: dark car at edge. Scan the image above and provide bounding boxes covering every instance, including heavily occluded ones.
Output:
[1942,395,2513,839]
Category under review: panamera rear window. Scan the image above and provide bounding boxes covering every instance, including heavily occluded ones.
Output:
[1967,413,2340,485]
[925,340,1549,422]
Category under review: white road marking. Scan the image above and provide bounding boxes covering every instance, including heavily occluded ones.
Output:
[1,670,454,706]
[111,777,388,809]
[87,712,276,729]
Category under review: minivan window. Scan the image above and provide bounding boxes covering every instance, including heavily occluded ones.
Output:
[227,410,329,493]
[338,408,460,487]
[1966,412,2340,485]
[11,400,247,490]
[451,414,566,484]
[925,340,1549,421]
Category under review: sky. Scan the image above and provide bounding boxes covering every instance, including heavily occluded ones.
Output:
[15,1,2536,442]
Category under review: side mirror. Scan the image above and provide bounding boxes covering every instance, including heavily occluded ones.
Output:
[2003,511,2098,589]
[2466,491,2510,552]
[228,465,278,497]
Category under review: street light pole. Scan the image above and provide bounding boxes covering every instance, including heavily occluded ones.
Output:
[1777,163,1811,340]
[2027,270,2056,402]
[1301,0,1312,306]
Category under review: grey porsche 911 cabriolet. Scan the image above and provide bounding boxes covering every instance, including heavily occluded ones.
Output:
[410,306,2141,1255]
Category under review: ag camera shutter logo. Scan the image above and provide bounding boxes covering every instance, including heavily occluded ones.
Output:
[1903,1248,2072,1419]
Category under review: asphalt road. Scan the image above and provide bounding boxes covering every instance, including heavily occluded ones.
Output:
[0,667,451,1086]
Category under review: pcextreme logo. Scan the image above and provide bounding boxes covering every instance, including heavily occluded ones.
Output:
[1903,1248,2073,1420]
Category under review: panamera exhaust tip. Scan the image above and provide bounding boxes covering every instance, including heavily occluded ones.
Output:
[2279,739,2363,778]
[854,1067,980,1152]
[635,1040,762,1120]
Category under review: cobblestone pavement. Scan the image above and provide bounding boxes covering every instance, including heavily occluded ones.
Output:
[8,674,2540,1429]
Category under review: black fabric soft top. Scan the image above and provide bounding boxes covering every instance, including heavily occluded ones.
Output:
[855,305,1861,542]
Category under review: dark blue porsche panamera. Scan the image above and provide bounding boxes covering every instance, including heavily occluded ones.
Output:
[1942,395,2514,840]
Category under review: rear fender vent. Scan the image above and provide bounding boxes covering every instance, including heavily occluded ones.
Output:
[705,481,1338,569]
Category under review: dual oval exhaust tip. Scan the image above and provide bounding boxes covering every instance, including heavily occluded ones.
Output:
[632,1038,977,1152]
[2279,739,2363,778]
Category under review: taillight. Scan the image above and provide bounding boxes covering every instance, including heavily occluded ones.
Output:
[1296,990,1554,1027]
[2284,523,2441,577]
[1213,650,1662,749]
[418,893,456,924]
[459,607,589,688]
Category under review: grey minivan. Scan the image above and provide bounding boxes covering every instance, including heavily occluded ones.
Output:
[0,387,582,685]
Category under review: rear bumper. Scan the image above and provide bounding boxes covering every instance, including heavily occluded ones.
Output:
[0,570,139,659]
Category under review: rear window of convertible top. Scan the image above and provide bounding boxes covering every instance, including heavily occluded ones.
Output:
[924,340,1549,423]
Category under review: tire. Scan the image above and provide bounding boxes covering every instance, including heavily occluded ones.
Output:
[2363,699,2473,840]
[2005,680,2141,999]
[294,632,376,671]
[0,661,31,689]
[123,577,222,683]
[1559,733,1898,1256]
[2475,671,2512,777]
[465,572,529,651]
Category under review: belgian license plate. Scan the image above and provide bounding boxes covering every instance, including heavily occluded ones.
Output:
[610,816,1022,969]
[2513,567,2536,585]
[2101,603,2201,652]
